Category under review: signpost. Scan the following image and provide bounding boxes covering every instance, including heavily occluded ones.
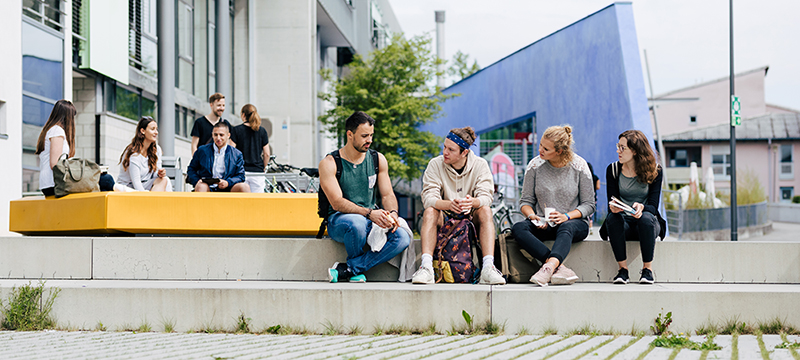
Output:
[731,96,741,126]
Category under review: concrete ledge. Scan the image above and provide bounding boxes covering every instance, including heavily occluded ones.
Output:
[3,280,797,334]
[0,237,92,279]
[1,236,799,283]
[493,283,800,334]
[92,237,419,281]
[10,192,321,236]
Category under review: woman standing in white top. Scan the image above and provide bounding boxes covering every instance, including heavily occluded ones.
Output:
[35,100,76,197]
[116,117,171,192]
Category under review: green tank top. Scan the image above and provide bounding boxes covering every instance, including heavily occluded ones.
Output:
[329,153,377,217]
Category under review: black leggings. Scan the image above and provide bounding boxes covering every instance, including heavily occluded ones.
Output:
[511,219,589,264]
[606,212,659,263]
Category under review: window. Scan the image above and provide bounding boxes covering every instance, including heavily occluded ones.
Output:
[780,144,793,179]
[107,82,157,122]
[22,20,64,127]
[129,0,158,76]
[177,0,194,93]
[711,145,731,180]
[175,105,196,138]
[690,116,697,124]
[23,0,63,32]
[780,187,794,203]
[0,100,7,138]
[667,147,701,167]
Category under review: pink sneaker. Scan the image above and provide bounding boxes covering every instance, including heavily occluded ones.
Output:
[530,264,554,287]
[551,265,579,285]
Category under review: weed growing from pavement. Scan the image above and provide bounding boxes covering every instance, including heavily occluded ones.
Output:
[719,317,753,335]
[650,333,721,351]
[651,309,672,336]
[1,281,60,331]
[262,324,281,334]
[235,313,251,334]
[162,318,176,333]
[95,321,107,332]
[137,321,152,333]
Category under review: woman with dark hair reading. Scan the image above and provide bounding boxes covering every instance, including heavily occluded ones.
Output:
[230,104,270,193]
[600,130,666,285]
[116,117,171,192]
[511,125,595,287]
[35,100,77,197]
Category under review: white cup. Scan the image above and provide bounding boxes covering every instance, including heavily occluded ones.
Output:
[544,207,556,227]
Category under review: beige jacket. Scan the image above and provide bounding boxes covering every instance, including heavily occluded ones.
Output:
[422,151,495,209]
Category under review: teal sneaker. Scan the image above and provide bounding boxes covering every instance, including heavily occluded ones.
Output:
[349,274,367,283]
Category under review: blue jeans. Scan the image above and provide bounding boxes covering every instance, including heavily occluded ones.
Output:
[327,212,410,275]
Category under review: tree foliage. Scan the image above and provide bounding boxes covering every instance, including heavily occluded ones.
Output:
[319,34,456,182]
[448,50,481,83]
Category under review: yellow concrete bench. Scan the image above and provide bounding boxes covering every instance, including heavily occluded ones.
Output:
[10,192,321,236]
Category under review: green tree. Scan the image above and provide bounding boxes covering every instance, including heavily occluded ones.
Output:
[448,50,481,83]
[319,34,456,182]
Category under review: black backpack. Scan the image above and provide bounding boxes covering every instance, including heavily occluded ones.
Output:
[316,149,380,238]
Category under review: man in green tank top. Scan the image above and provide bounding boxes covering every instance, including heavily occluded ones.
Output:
[319,112,410,282]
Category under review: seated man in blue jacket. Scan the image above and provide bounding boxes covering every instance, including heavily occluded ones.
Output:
[187,122,250,192]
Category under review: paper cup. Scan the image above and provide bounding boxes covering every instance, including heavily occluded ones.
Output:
[544,207,556,227]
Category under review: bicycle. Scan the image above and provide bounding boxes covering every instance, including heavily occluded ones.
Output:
[491,192,525,234]
[263,156,318,193]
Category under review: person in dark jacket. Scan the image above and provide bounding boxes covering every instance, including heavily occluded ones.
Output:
[187,121,249,192]
[600,130,666,285]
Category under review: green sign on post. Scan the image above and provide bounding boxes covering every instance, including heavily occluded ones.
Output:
[731,95,742,126]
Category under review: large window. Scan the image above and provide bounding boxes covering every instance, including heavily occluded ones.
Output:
[711,145,731,180]
[22,6,65,192]
[175,106,198,138]
[780,144,793,180]
[667,147,701,167]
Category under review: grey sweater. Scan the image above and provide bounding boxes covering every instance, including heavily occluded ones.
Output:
[519,154,596,226]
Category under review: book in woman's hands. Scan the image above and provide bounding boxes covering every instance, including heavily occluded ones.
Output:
[610,196,636,215]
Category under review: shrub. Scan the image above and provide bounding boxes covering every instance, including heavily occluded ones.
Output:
[1,281,60,331]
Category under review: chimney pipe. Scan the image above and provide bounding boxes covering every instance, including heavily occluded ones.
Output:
[435,11,445,89]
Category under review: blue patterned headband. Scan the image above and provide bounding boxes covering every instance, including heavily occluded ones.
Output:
[446,132,471,150]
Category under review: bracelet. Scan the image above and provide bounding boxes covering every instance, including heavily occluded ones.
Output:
[389,209,398,215]
[365,208,372,219]
[565,213,571,220]
[527,214,535,220]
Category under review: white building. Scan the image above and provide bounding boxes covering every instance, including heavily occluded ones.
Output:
[1,0,401,234]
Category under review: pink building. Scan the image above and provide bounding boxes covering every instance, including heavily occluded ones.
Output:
[653,67,800,203]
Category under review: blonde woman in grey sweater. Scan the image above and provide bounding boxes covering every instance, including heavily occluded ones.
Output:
[511,125,595,286]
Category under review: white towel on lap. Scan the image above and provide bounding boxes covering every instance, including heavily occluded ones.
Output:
[366,217,417,282]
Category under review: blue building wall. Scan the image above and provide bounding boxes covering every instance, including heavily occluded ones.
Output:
[422,2,652,219]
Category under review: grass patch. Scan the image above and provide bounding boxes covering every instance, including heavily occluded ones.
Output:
[162,318,176,333]
[262,324,282,334]
[758,317,798,334]
[651,334,721,351]
[720,317,753,335]
[235,312,251,334]
[1,281,60,331]
[95,321,107,332]
[605,335,642,360]
[568,324,602,336]
[137,321,152,333]
[542,324,558,335]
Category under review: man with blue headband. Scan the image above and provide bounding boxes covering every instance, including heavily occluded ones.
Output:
[413,127,506,285]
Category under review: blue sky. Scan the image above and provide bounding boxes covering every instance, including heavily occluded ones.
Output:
[388,0,799,111]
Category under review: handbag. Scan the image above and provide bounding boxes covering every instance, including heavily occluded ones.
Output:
[53,154,101,198]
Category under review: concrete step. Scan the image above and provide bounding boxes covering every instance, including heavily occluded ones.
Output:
[2,236,799,283]
[2,280,798,335]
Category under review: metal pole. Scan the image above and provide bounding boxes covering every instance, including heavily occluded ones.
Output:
[644,50,669,188]
[729,0,738,241]
[158,0,176,157]
[217,0,232,118]
[435,11,445,89]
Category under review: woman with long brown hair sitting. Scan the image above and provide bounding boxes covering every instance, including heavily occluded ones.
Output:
[116,117,172,192]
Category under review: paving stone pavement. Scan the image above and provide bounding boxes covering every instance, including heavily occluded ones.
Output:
[0,331,798,359]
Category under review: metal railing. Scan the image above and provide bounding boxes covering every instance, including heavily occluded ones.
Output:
[663,189,683,240]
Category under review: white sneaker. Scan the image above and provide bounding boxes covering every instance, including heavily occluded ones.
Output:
[479,265,506,285]
[551,265,579,285]
[412,266,434,284]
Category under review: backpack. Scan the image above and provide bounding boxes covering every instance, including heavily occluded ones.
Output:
[495,230,539,283]
[434,212,479,283]
[316,149,380,239]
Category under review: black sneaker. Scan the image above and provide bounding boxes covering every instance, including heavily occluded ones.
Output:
[613,268,629,284]
[639,268,655,284]
[327,262,356,283]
